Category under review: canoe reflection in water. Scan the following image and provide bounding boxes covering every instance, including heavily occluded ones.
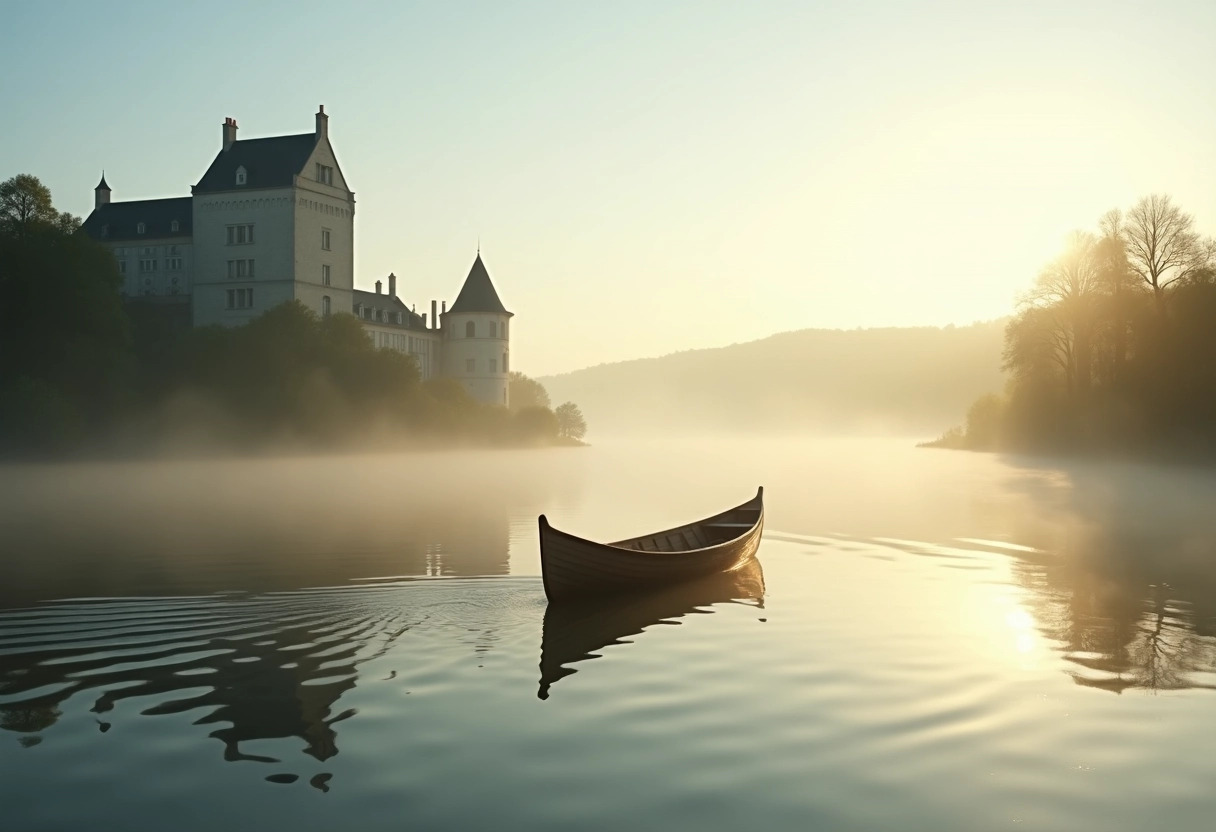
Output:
[538,558,766,699]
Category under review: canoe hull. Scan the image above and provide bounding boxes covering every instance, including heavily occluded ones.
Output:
[539,488,764,602]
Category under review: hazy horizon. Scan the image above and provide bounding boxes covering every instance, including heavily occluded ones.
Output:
[4,1,1214,375]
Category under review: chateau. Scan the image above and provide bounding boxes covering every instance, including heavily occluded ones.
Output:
[81,107,513,406]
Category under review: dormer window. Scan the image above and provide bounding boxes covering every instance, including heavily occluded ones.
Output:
[136,222,146,235]
[100,224,109,238]
[170,220,180,233]
[235,166,247,186]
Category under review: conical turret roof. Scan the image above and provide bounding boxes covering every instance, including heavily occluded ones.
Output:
[448,254,512,316]
[96,173,110,191]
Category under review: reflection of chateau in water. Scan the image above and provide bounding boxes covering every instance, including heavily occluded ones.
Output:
[0,579,532,779]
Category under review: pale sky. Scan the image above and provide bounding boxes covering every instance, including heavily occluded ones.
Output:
[3,1,1214,376]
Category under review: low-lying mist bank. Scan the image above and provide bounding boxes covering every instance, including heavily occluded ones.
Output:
[541,323,1004,436]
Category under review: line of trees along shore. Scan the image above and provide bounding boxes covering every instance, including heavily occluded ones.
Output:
[0,174,585,458]
[932,194,1216,457]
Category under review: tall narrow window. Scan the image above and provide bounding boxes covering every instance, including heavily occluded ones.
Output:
[321,229,331,250]
[503,351,508,372]
[321,264,331,286]
[227,259,254,279]
[322,296,331,318]
[489,358,497,374]
[466,358,475,374]
[226,224,254,245]
[465,321,475,338]
[489,321,497,338]
[226,288,254,309]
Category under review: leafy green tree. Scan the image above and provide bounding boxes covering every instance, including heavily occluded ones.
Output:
[509,371,550,411]
[513,405,558,444]
[0,174,58,237]
[0,175,130,453]
[555,401,587,441]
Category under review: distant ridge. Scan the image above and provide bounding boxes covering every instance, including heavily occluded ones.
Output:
[540,322,1006,435]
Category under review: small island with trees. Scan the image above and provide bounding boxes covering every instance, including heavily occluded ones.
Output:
[0,174,587,458]
[927,193,1216,460]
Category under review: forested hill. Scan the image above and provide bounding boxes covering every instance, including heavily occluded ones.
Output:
[540,322,1006,436]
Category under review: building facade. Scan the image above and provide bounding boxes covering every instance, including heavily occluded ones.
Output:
[81,107,512,406]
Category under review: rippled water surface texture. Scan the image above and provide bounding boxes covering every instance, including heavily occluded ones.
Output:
[4,438,1216,831]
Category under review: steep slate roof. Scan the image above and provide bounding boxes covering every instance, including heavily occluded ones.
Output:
[352,289,427,329]
[193,133,319,192]
[447,254,512,316]
[81,197,192,241]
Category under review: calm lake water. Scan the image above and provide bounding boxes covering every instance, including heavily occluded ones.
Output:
[3,436,1216,831]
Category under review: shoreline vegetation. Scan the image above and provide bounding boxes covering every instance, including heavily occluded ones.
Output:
[0,174,587,460]
[926,193,1216,462]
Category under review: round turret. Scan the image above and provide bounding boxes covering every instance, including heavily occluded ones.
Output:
[442,253,513,406]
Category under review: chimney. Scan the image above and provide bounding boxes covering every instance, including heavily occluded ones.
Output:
[388,272,397,298]
[422,313,428,328]
[375,279,382,294]
[316,105,328,141]
[94,173,111,210]
[442,300,447,316]
[222,117,238,151]
[431,300,437,330]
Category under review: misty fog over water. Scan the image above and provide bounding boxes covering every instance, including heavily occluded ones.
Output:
[5,435,1216,642]
[5,437,1216,831]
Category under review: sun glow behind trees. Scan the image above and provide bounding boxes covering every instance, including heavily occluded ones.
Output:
[934,194,1216,454]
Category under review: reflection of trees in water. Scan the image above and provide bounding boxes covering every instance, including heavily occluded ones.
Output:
[996,461,1216,693]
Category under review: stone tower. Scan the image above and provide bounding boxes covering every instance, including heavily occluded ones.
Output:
[442,253,512,406]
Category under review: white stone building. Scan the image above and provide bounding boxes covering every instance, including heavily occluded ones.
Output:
[81,107,513,406]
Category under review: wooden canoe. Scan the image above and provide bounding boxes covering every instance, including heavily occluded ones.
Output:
[538,487,764,602]
[538,558,765,699]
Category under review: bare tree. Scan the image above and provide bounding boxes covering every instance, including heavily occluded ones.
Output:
[1122,194,1200,313]
[1019,231,1103,394]
[1094,209,1138,381]
[1004,305,1075,393]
